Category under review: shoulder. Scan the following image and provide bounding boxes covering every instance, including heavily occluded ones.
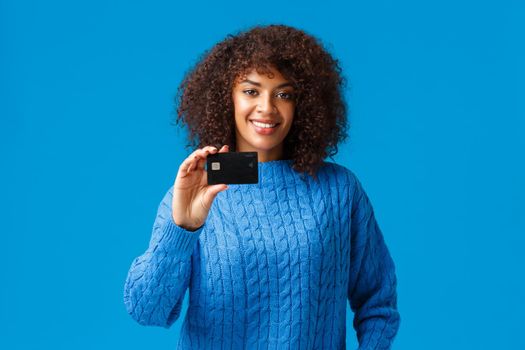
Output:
[318,161,370,209]
[317,161,372,219]
[318,160,361,190]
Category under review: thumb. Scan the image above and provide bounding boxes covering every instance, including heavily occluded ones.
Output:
[201,184,229,209]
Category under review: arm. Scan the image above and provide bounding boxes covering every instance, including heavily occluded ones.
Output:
[348,176,400,349]
[123,185,204,328]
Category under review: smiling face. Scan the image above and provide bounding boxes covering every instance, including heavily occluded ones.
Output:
[231,66,296,162]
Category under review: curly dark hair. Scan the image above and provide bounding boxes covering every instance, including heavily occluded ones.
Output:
[172,24,349,180]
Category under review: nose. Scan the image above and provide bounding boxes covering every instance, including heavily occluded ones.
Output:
[257,94,277,114]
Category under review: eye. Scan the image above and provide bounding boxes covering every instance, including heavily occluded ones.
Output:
[242,89,258,96]
[277,92,294,100]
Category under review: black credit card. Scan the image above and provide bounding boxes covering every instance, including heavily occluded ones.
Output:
[206,151,258,185]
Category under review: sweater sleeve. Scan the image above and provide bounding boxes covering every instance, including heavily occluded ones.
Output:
[347,176,400,349]
[123,185,204,328]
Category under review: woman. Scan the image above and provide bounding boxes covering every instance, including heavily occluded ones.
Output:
[123,24,400,349]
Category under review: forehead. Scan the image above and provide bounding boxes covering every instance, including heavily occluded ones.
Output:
[235,66,292,88]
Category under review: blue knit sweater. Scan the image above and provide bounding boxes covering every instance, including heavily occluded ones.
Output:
[123,159,400,349]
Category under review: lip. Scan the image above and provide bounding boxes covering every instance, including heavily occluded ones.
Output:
[250,120,280,135]
[249,119,280,124]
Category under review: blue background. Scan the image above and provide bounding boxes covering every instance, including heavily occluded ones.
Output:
[2,0,523,349]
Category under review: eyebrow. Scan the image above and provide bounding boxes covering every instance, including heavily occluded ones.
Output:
[239,79,294,89]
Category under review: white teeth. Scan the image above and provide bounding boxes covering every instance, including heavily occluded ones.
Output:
[252,121,277,128]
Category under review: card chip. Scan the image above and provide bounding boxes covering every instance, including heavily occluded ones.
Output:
[211,162,220,170]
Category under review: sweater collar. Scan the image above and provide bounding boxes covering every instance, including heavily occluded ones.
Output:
[258,159,295,185]
[226,158,302,189]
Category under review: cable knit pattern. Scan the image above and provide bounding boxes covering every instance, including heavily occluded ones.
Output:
[123,159,400,349]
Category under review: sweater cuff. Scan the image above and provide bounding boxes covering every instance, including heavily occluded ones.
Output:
[158,216,204,258]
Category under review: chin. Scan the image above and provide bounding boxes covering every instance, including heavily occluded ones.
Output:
[249,146,278,154]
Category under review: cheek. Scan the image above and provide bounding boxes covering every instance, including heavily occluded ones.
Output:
[233,98,252,127]
[281,103,295,121]
[235,98,253,115]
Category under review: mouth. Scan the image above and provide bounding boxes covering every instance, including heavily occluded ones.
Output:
[249,119,281,135]
[249,120,281,129]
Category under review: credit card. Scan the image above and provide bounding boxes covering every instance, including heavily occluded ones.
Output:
[206,151,258,185]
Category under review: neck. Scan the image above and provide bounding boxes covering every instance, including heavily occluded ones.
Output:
[258,150,284,162]
[235,143,285,163]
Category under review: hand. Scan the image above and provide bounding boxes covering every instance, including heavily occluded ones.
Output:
[171,145,230,231]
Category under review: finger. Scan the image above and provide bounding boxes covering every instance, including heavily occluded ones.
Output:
[196,156,207,171]
[198,145,228,172]
[198,145,218,159]
[179,148,202,171]
[197,145,228,173]
[191,146,215,171]
[178,151,200,177]
[179,146,217,176]
[201,184,229,209]
[194,145,219,171]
